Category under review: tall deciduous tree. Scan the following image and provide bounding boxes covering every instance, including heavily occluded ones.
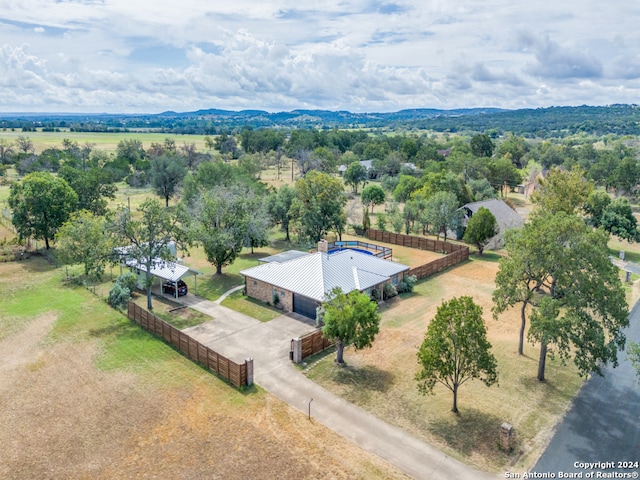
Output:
[416,296,498,414]
[424,191,462,243]
[267,184,296,242]
[243,194,271,254]
[600,197,639,242]
[493,212,628,380]
[149,155,187,206]
[462,207,499,255]
[9,172,78,249]
[531,167,593,215]
[470,134,494,158]
[492,227,545,356]
[361,184,386,214]
[193,187,249,275]
[56,210,114,280]
[58,166,117,216]
[291,170,347,243]
[321,288,381,365]
[487,156,522,198]
[111,198,189,310]
[16,136,34,154]
[343,162,367,194]
[0,138,14,165]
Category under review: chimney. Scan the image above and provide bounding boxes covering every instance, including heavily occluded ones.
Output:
[318,239,328,254]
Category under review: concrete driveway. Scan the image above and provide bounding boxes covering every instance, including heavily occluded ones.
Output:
[179,293,494,480]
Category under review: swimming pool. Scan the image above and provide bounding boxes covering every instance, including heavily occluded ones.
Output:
[328,247,374,255]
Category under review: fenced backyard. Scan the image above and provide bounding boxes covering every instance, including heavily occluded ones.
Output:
[367,228,469,280]
[127,302,251,388]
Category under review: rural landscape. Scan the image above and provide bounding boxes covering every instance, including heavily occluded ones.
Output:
[1,107,640,478]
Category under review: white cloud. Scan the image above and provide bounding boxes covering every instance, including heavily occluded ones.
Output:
[0,1,639,112]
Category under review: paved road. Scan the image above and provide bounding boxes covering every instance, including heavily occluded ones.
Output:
[532,300,640,478]
[179,292,494,480]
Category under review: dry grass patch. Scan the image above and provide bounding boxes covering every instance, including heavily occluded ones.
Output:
[340,233,444,267]
[306,256,584,473]
[0,259,408,480]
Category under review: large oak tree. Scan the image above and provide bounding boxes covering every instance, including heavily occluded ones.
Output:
[9,171,78,250]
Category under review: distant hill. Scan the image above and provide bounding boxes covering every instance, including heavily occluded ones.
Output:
[1,105,639,137]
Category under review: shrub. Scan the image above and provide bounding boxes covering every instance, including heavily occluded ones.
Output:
[397,274,417,293]
[116,272,138,293]
[376,214,387,231]
[108,283,130,309]
[383,283,398,300]
[371,288,380,301]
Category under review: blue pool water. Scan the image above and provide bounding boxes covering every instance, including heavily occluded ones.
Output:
[328,247,373,255]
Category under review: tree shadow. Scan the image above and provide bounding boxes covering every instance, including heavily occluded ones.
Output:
[428,407,515,462]
[331,364,395,393]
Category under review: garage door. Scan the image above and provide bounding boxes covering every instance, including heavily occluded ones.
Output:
[293,293,318,320]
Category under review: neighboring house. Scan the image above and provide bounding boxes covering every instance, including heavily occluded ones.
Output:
[460,199,524,250]
[523,170,547,198]
[437,148,451,158]
[338,159,417,176]
[337,159,373,174]
[240,242,409,320]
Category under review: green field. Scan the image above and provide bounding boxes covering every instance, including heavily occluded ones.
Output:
[0,130,212,154]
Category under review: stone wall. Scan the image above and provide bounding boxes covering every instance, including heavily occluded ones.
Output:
[245,277,293,312]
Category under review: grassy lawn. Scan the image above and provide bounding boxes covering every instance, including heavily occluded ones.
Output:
[0,256,406,479]
[221,291,282,322]
[305,254,585,473]
[181,231,311,303]
[130,293,212,330]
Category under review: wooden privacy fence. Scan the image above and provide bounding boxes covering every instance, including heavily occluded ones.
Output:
[291,329,333,363]
[127,302,251,388]
[367,228,469,280]
[301,329,333,360]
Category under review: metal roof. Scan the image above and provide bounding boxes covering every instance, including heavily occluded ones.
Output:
[124,257,201,282]
[258,250,310,264]
[462,199,524,231]
[241,250,409,302]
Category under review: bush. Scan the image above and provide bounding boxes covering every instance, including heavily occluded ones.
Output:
[108,283,130,309]
[116,272,138,293]
[272,291,281,307]
[397,274,417,293]
[383,283,398,300]
[350,224,365,236]
[376,214,387,231]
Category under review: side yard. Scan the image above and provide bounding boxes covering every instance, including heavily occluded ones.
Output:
[0,258,407,479]
[305,255,587,473]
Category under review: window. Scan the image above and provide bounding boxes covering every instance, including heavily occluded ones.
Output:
[392,274,399,286]
[253,279,257,286]
[281,290,286,297]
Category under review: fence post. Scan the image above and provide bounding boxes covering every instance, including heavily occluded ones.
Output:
[292,337,302,363]
[246,358,254,386]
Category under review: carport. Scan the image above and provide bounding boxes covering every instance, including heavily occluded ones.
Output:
[121,258,202,300]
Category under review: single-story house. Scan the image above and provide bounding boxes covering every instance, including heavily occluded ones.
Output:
[337,159,373,174]
[460,198,524,250]
[240,243,409,319]
[337,159,417,175]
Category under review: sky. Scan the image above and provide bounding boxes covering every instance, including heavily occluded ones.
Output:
[1,1,640,114]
